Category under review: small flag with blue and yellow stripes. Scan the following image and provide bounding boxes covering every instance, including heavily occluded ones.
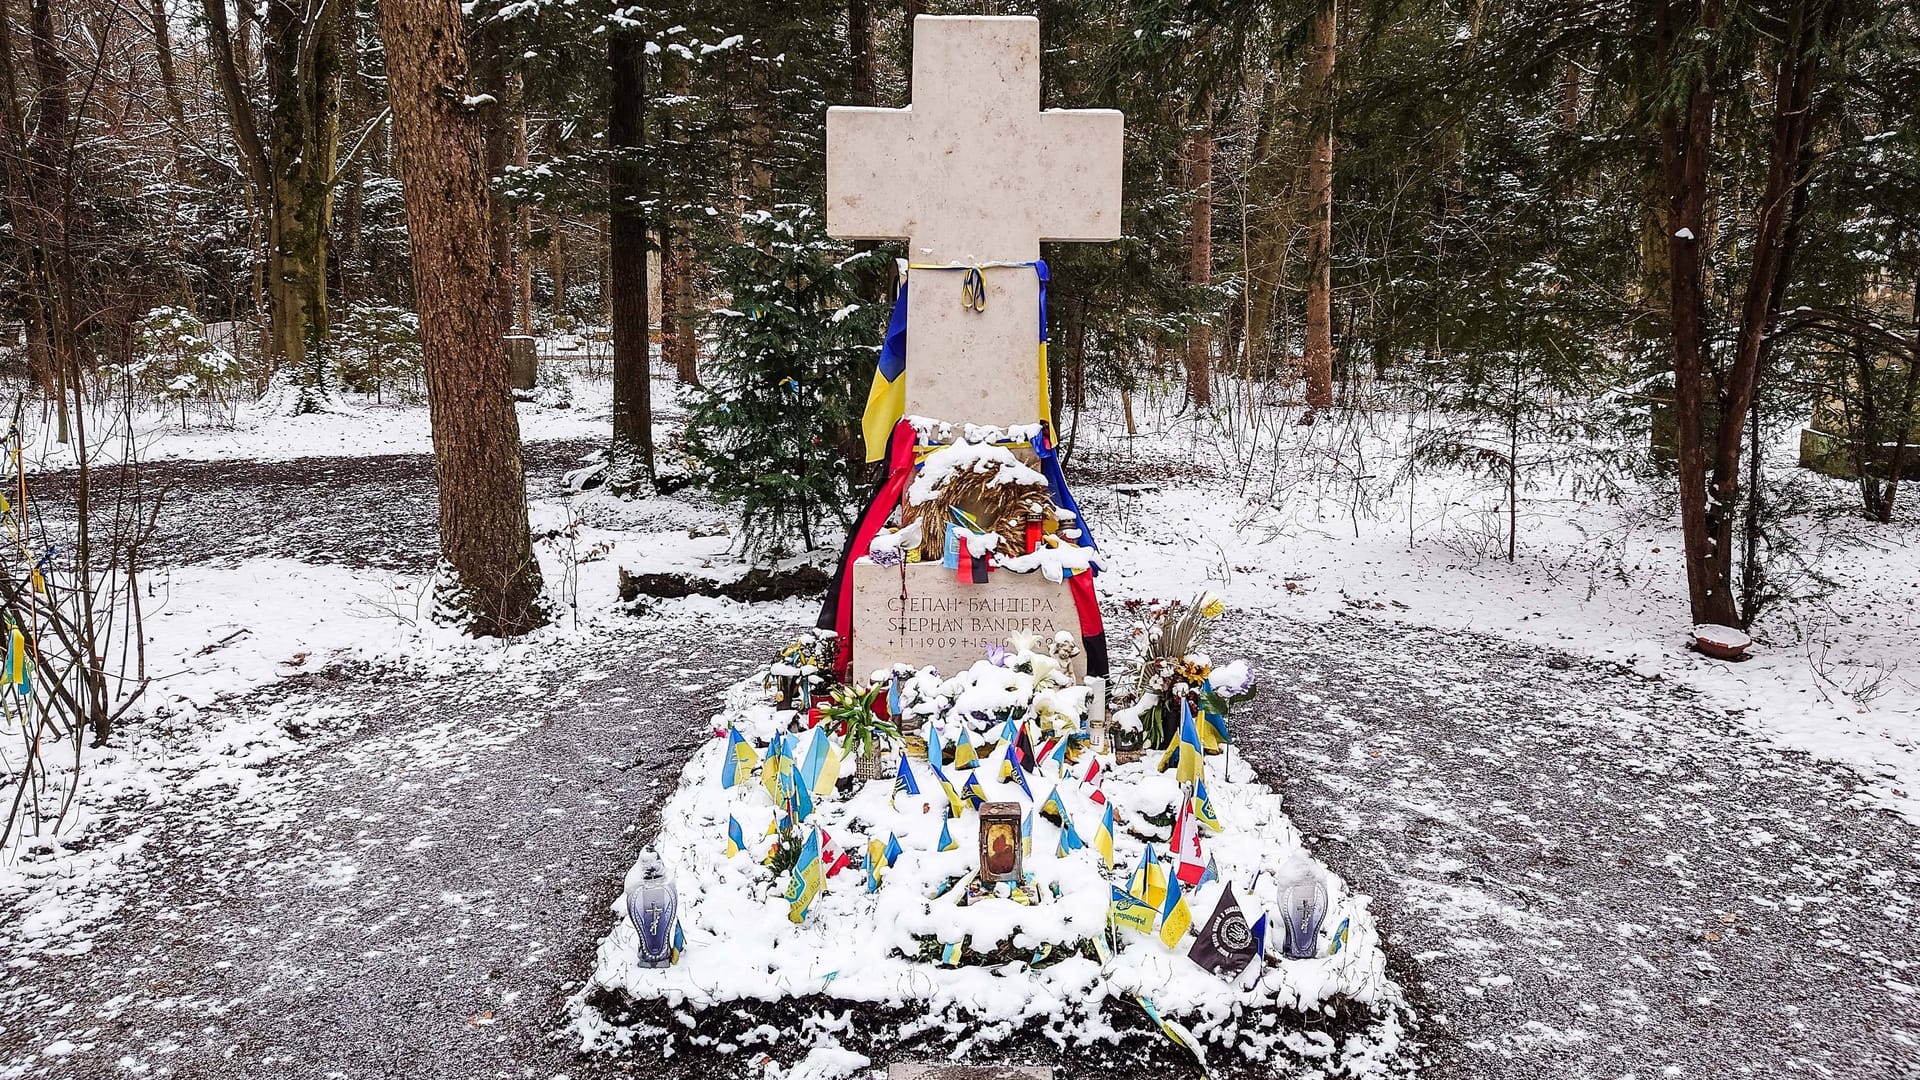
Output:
[721,726,758,788]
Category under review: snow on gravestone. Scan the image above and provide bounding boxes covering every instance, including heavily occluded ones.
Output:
[827,15,1123,682]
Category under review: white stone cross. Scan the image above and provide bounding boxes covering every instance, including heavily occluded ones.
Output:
[826,15,1123,428]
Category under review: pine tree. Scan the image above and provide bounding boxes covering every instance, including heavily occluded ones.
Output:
[683,207,889,558]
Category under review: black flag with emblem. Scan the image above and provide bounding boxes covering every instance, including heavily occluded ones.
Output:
[1188,882,1259,979]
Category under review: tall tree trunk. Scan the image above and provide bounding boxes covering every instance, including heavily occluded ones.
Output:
[1876,305,1920,523]
[1731,0,1836,621]
[378,0,547,637]
[148,0,190,180]
[475,17,516,331]
[849,0,874,106]
[1242,72,1285,381]
[263,0,343,403]
[515,100,534,334]
[548,207,567,318]
[1302,1,1336,412]
[1661,0,1727,626]
[1666,0,1831,630]
[333,0,367,308]
[608,18,654,489]
[545,115,567,319]
[662,222,699,385]
[659,53,697,386]
[2,0,81,440]
[1183,95,1213,408]
[202,0,271,366]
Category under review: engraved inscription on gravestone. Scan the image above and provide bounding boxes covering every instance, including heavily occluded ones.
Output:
[850,561,1084,682]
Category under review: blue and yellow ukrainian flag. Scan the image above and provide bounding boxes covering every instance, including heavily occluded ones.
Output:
[784,757,816,822]
[893,754,920,800]
[1198,695,1229,752]
[1005,756,1034,801]
[785,828,823,923]
[1056,810,1085,856]
[951,728,979,770]
[1190,778,1221,833]
[725,814,747,858]
[861,284,910,462]
[866,837,888,893]
[1157,700,1206,786]
[1093,803,1115,869]
[1128,843,1169,911]
[1157,876,1194,949]
[961,773,987,810]
[761,733,791,804]
[721,726,759,789]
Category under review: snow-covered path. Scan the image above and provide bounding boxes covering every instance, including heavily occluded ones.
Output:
[1230,616,1920,1079]
[0,625,786,1080]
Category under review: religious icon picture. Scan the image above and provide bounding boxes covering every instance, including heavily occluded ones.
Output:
[977,802,1023,884]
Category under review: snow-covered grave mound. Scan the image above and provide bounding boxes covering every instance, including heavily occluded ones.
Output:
[574,653,1407,1078]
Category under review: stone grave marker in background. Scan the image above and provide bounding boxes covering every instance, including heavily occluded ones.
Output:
[505,335,538,390]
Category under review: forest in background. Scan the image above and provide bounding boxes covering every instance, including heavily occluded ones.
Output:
[0,0,1916,645]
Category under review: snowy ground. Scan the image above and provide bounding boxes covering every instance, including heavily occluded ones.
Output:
[0,379,1916,1077]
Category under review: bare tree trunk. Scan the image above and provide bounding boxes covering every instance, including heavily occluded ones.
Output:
[263,0,342,400]
[609,18,654,489]
[1666,0,1831,630]
[1661,0,1727,626]
[659,53,697,386]
[549,208,567,317]
[515,99,533,335]
[378,0,547,637]
[1302,1,1336,412]
[147,0,189,178]
[545,116,567,319]
[849,0,874,106]
[1242,72,1285,382]
[1879,289,1920,522]
[476,17,515,331]
[0,0,80,440]
[662,222,699,385]
[333,0,367,309]
[1183,95,1213,408]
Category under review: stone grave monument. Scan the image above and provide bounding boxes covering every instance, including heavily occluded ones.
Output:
[825,15,1122,681]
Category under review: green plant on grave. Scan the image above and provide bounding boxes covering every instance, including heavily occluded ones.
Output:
[764,814,804,880]
[819,683,899,760]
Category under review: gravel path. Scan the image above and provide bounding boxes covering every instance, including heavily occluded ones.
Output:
[0,624,787,1080]
[34,437,603,572]
[2,444,1914,1079]
[1225,617,1920,1080]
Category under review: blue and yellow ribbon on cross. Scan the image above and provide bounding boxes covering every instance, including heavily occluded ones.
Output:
[859,259,1053,462]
